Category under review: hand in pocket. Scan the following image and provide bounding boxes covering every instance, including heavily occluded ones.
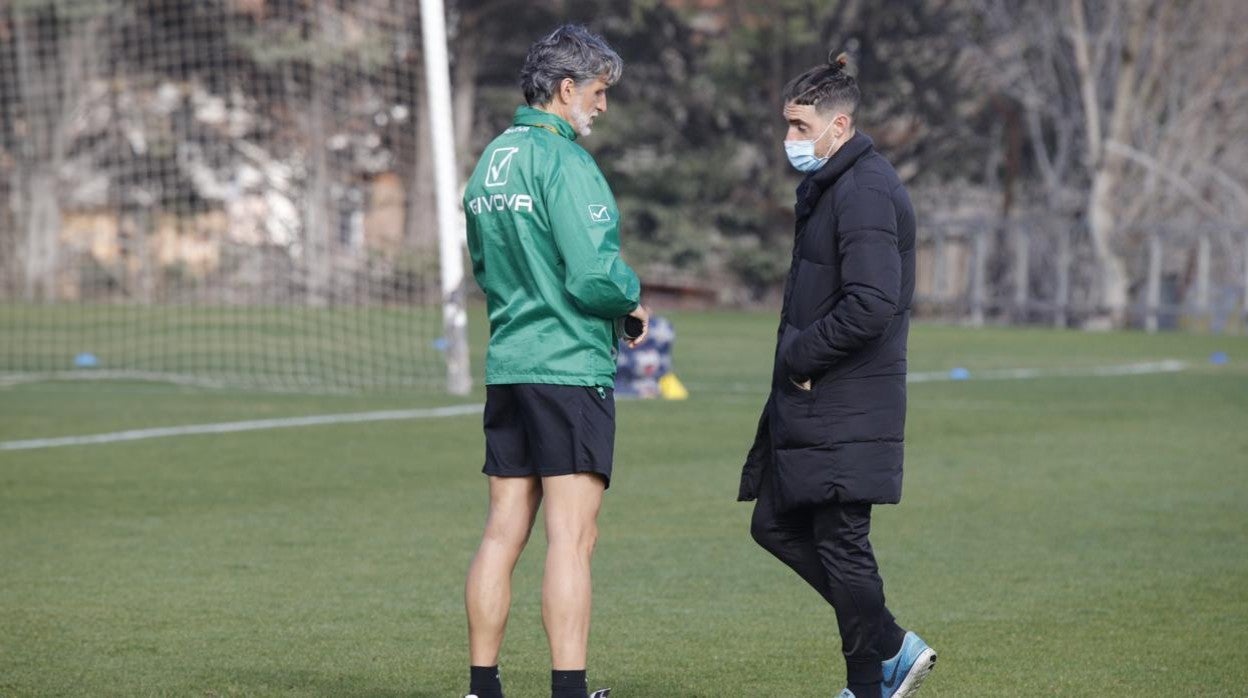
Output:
[789,376,812,392]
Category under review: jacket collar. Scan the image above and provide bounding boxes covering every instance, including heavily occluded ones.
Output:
[514,105,578,141]
[794,132,874,227]
[807,131,874,190]
[794,131,874,224]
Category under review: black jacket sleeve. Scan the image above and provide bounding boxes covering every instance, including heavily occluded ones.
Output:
[784,186,901,378]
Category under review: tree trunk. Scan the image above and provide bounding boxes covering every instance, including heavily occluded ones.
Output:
[23,168,62,301]
[1084,170,1130,329]
[970,224,987,327]
[300,64,332,307]
[1242,233,1248,334]
[1145,233,1161,333]
[3,170,18,295]
[1012,219,1030,322]
[1055,224,1072,328]
[13,7,105,301]
[451,29,480,171]
[1193,235,1211,331]
[13,13,63,301]
[1071,0,1147,329]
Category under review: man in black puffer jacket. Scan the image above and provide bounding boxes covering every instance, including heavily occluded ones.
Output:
[738,53,936,698]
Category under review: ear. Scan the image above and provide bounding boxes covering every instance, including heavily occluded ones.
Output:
[833,112,853,137]
[557,77,577,105]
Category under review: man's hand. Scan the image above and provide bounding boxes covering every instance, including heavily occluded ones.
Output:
[624,305,650,348]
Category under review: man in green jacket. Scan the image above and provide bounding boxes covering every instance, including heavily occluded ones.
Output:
[461,24,647,698]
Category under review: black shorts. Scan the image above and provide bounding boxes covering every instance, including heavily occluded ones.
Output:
[482,383,616,488]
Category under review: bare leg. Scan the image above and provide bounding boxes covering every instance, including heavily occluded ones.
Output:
[540,473,605,670]
[466,475,542,666]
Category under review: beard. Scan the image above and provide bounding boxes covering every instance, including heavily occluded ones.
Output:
[569,103,596,137]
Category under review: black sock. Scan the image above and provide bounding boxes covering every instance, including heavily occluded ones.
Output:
[551,669,587,698]
[847,657,883,698]
[848,681,882,698]
[879,622,907,660]
[470,665,502,698]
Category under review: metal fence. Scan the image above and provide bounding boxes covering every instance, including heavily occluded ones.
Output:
[915,216,1248,333]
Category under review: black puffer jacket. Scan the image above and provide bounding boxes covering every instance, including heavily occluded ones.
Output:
[739,132,916,511]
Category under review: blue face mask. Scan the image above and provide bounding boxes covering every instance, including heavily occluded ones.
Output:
[784,120,835,173]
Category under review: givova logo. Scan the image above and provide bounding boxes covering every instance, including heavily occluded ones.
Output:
[485,147,520,187]
[467,193,534,215]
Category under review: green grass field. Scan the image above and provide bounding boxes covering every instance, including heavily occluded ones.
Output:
[2,311,1247,696]
[0,302,446,391]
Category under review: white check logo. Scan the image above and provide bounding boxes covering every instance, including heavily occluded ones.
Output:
[587,204,611,222]
[484,147,519,187]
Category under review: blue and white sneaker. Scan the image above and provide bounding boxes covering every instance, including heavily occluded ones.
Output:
[881,631,937,697]
[835,690,856,698]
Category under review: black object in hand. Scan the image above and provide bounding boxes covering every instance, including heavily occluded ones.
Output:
[622,315,645,341]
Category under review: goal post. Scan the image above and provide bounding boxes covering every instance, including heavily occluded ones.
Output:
[419,0,472,396]
[0,0,473,394]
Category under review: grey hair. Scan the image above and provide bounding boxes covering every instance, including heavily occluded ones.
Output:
[520,24,623,107]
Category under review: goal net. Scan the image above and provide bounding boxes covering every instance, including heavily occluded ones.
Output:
[0,0,469,392]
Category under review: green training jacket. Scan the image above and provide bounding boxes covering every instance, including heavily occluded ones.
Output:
[464,105,641,387]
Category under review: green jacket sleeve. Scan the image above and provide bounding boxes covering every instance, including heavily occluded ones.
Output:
[546,157,641,319]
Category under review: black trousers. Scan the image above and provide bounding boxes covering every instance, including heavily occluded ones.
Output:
[750,468,902,686]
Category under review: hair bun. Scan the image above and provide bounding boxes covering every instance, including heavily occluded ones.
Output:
[829,51,850,69]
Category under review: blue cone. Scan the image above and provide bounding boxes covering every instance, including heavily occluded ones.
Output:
[1210,351,1229,365]
[949,367,971,381]
[74,352,99,368]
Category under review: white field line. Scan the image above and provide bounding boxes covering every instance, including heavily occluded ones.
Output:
[0,360,1190,453]
[0,370,406,395]
[0,404,484,453]
[689,359,1190,395]
[906,359,1189,383]
[0,370,235,390]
